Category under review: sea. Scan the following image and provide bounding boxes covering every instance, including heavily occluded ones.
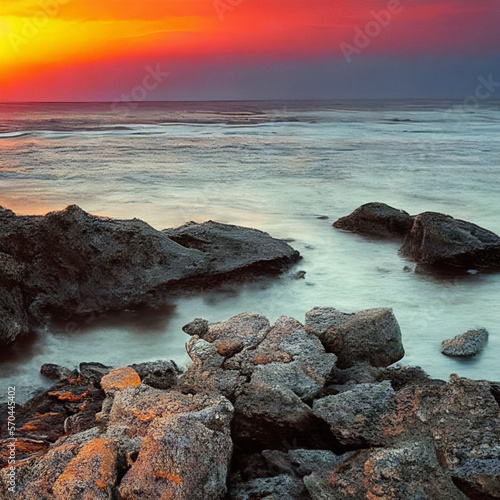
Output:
[1,100,499,402]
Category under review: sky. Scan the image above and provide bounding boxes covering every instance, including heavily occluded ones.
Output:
[0,0,499,101]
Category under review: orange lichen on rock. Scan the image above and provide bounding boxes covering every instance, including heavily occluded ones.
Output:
[382,387,420,438]
[48,390,88,402]
[156,470,182,484]
[101,367,141,394]
[52,437,118,500]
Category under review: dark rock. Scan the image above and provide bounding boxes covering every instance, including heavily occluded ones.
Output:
[376,364,438,391]
[40,363,77,382]
[316,215,329,220]
[0,206,300,345]
[305,307,404,368]
[400,211,500,269]
[441,328,489,357]
[129,360,181,389]
[79,362,113,383]
[229,474,308,500]
[232,381,336,451]
[182,317,210,337]
[333,202,413,239]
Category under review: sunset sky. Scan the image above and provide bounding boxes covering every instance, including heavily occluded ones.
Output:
[1,0,499,101]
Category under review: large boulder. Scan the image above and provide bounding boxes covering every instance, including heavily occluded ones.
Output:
[306,440,467,500]
[0,205,300,345]
[333,202,413,239]
[441,328,489,357]
[305,307,404,368]
[400,211,500,268]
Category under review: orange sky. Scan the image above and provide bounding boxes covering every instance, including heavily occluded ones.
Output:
[1,0,499,101]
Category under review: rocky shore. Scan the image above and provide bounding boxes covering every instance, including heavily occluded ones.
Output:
[1,308,499,499]
[0,205,300,346]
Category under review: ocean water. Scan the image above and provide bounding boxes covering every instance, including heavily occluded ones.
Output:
[1,100,499,402]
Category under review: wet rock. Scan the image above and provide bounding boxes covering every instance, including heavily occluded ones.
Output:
[400,211,500,269]
[129,359,181,390]
[0,206,300,345]
[333,202,413,239]
[118,396,233,500]
[313,381,395,447]
[40,363,77,381]
[100,367,141,395]
[305,307,404,368]
[441,328,489,357]
[308,439,467,500]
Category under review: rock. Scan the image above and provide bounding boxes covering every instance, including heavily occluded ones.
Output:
[128,360,181,390]
[40,363,77,381]
[400,211,500,268]
[232,381,336,451]
[333,202,413,239]
[305,307,404,368]
[441,328,489,357]
[79,362,113,383]
[100,367,141,395]
[182,317,210,337]
[313,381,395,447]
[52,437,119,499]
[307,439,467,500]
[118,396,233,500]
[0,206,300,345]
[382,376,500,498]
[262,449,352,478]
[180,315,336,402]
[376,364,437,391]
[229,474,308,500]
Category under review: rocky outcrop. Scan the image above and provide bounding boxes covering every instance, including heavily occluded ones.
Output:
[334,203,500,271]
[1,310,499,499]
[441,328,489,357]
[0,205,300,346]
[305,306,404,368]
[400,211,500,269]
[333,202,413,239]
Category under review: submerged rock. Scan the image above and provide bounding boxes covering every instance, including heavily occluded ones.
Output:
[0,205,300,346]
[333,202,413,239]
[334,202,500,271]
[441,328,489,357]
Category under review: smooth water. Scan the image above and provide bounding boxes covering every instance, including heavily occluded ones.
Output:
[1,100,499,402]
